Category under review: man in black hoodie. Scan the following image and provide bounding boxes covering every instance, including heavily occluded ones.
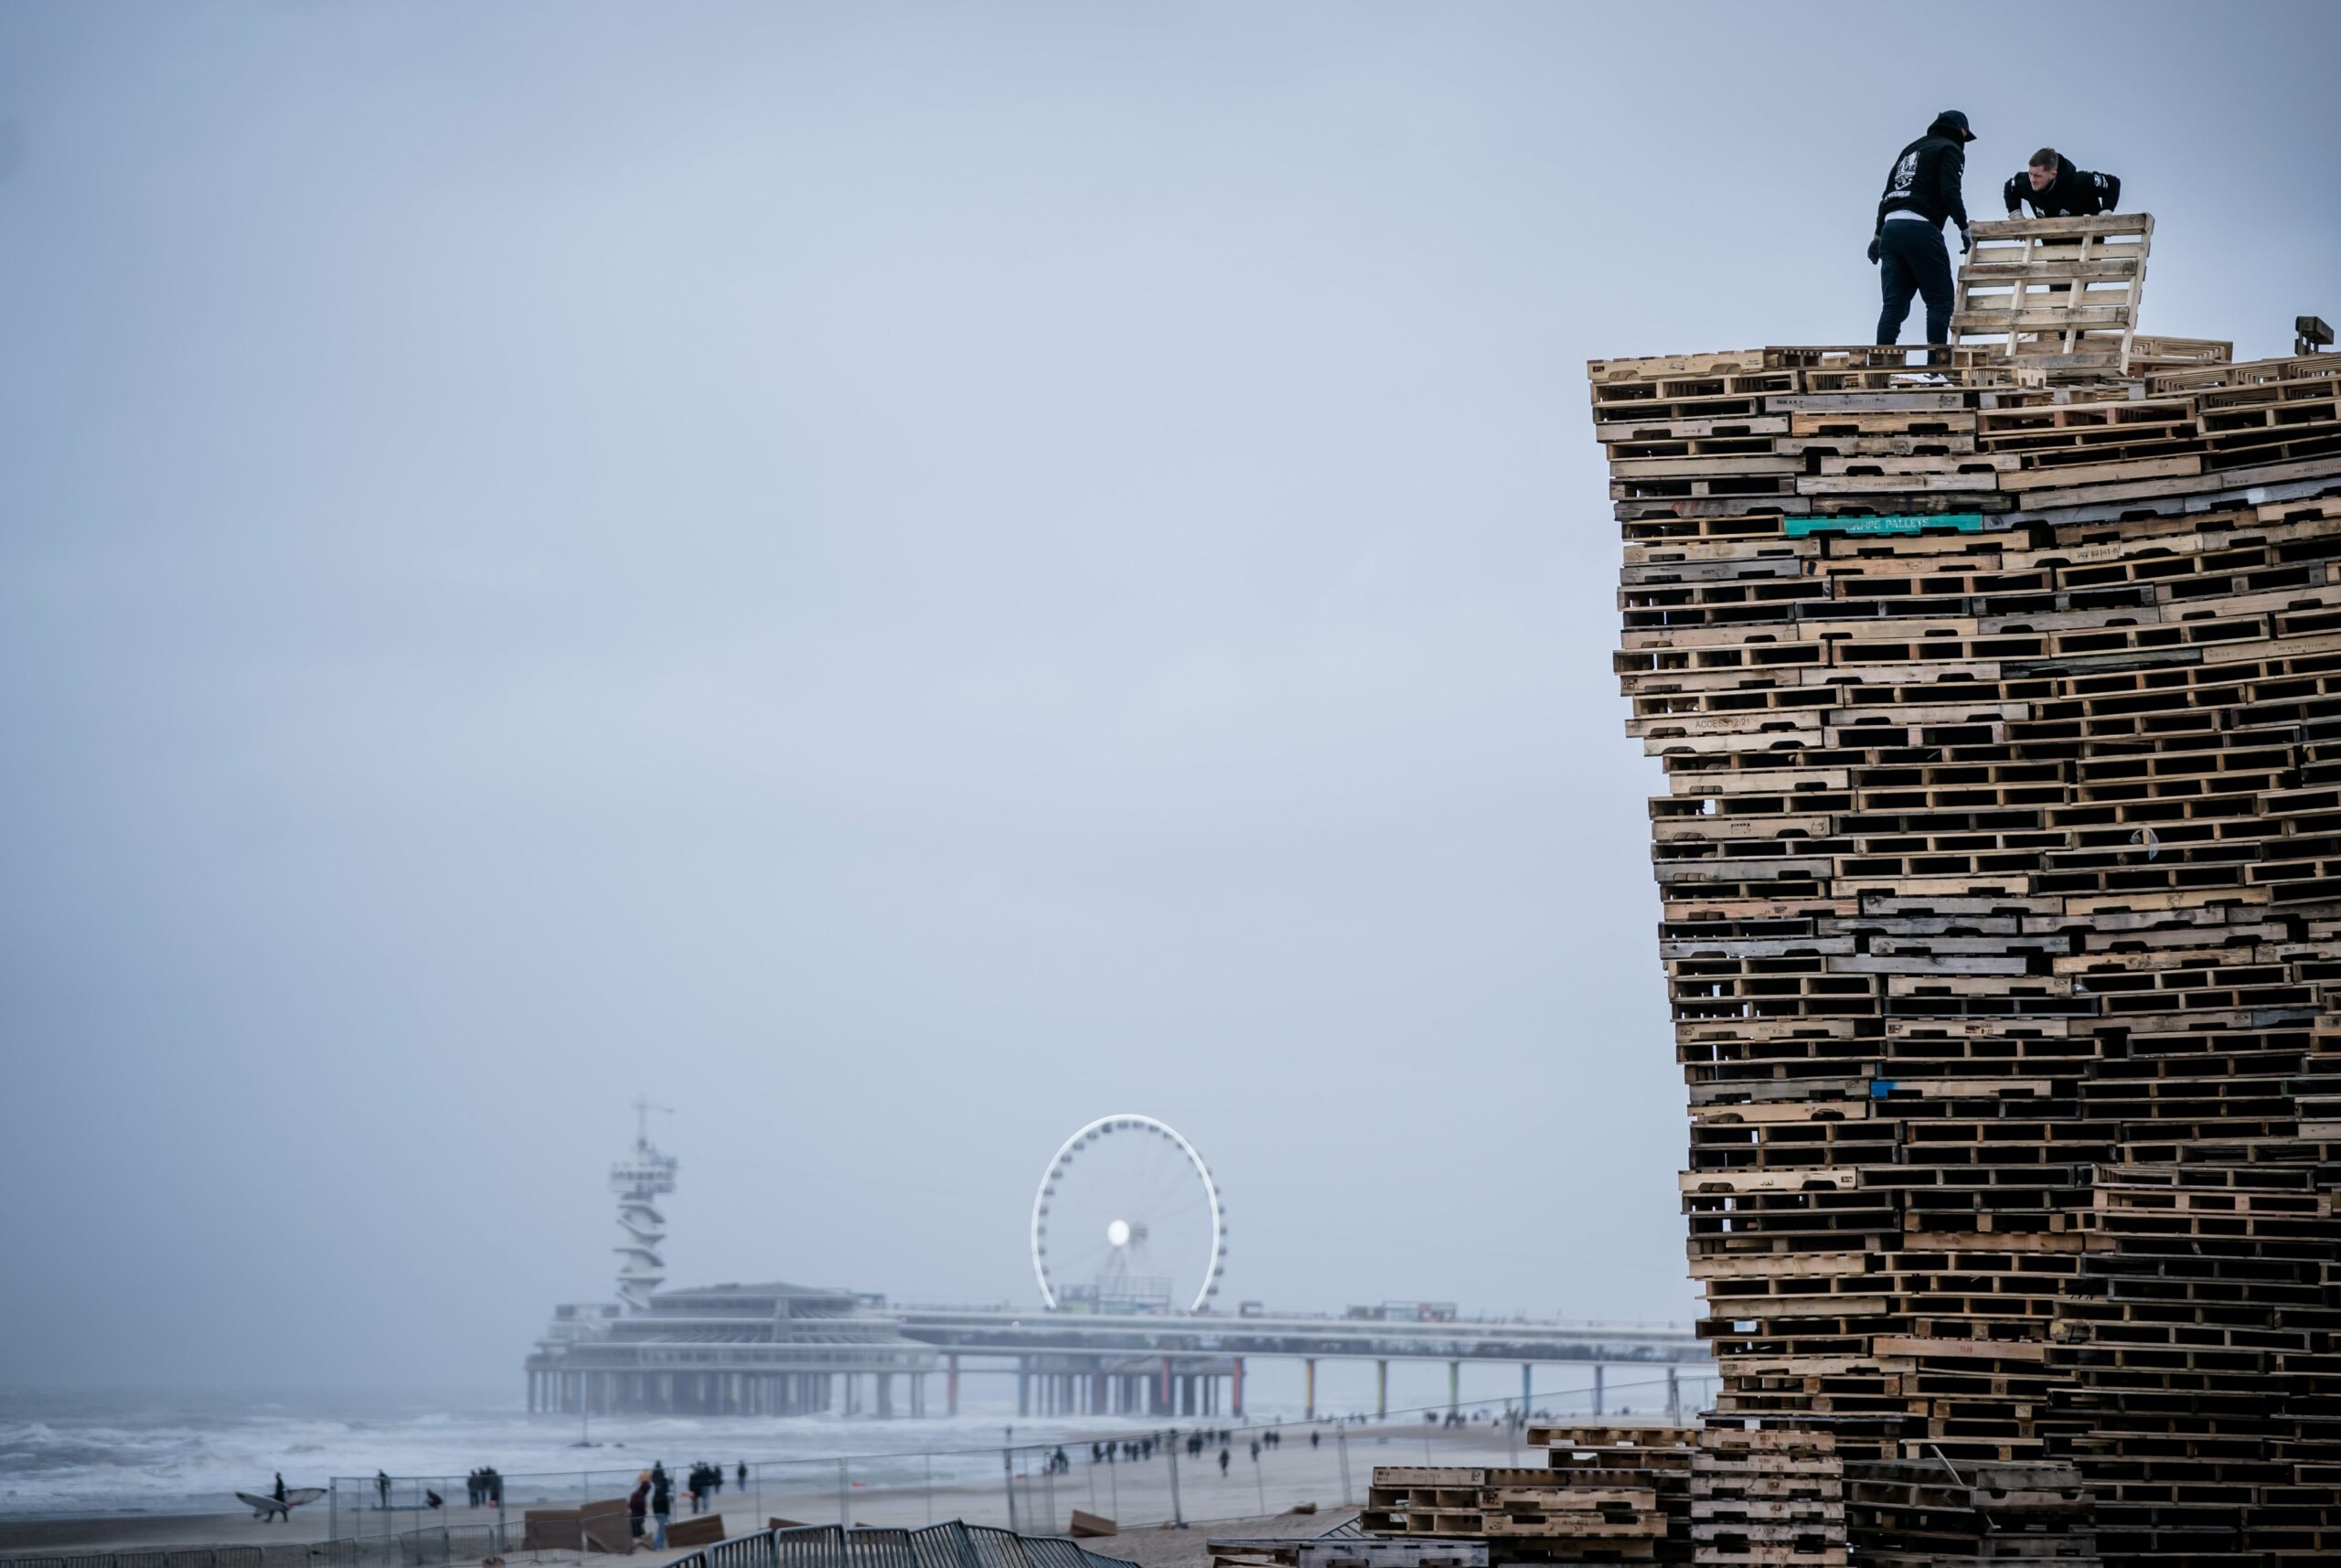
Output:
[2004,148,2121,218]
[1870,109,1976,354]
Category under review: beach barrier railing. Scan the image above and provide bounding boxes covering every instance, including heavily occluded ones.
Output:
[665,1520,1134,1568]
[5,1548,415,1568]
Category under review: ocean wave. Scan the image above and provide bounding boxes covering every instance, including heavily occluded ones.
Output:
[0,1395,1177,1520]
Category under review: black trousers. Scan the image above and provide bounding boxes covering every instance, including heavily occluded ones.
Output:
[1876,220,1953,347]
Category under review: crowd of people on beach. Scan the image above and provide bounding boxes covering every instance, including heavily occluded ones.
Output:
[323,1409,1563,1532]
[1064,1423,1342,1482]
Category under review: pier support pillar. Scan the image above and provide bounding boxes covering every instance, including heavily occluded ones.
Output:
[1665,1367,1680,1422]
[1304,1358,1317,1422]
[1521,1362,1532,1419]
[1448,1360,1459,1418]
[1376,1360,1388,1419]
[1018,1359,1030,1418]
[1159,1357,1171,1415]
[1593,1364,1604,1417]
[1232,1357,1244,1417]
[948,1355,960,1417]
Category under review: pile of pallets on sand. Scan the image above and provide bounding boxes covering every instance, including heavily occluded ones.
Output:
[1844,1456,2096,1566]
[1584,214,2341,1567]
[1690,1430,1844,1567]
[1360,1427,1698,1563]
[1207,1534,1489,1568]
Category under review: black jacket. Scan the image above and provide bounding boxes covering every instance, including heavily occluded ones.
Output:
[1876,114,1972,236]
[2003,155,2121,217]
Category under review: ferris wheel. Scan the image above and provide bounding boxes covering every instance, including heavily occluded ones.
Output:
[1031,1115,1226,1314]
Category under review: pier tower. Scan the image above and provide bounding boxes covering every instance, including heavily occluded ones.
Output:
[610,1098,676,1311]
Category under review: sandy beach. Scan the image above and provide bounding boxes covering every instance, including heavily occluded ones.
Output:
[0,1423,1556,1556]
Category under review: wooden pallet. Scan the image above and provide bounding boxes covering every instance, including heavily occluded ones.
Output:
[1953,216,2154,375]
[1207,1541,1491,1568]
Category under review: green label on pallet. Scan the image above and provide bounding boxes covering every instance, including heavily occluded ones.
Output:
[1786,512,1986,538]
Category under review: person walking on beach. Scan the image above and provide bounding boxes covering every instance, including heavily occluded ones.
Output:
[737,1461,748,1489]
[628,1472,650,1542]
[376,1471,391,1509]
[1217,1446,1230,1477]
[651,1465,673,1550]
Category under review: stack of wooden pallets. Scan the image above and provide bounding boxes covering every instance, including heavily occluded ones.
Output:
[1207,1534,1489,1568]
[1361,1428,1699,1563]
[1688,1430,1845,1568]
[1844,1456,2096,1565]
[1587,214,2341,1568]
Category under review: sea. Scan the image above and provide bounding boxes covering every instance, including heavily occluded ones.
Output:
[0,1390,1177,1520]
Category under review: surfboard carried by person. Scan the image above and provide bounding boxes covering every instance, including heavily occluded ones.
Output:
[237,1480,324,1521]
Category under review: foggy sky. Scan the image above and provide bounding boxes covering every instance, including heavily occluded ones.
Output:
[3,0,2337,1395]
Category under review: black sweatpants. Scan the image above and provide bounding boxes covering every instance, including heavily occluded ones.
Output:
[1876,219,1953,347]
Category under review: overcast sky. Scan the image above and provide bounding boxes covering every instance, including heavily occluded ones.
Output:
[3,1,2337,1396]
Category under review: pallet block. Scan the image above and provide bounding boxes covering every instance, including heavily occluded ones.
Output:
[1587,215,2341,1567]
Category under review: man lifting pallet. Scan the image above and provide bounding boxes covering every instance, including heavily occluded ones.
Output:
[2002,145,2122,218]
